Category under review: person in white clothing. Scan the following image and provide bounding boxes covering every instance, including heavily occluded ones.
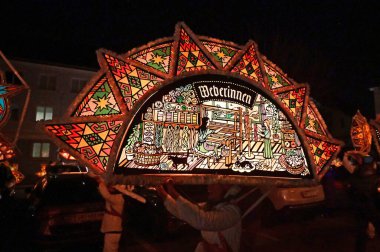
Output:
[88,172,145,252]
[156,179,241,252]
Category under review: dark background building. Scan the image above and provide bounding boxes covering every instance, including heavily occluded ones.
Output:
[0,59,95,185]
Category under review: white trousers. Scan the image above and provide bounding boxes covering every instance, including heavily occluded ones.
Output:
[103,233,121,252]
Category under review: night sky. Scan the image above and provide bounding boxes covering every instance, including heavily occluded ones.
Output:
[1,0,379,118]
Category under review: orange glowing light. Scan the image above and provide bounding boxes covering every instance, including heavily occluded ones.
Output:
[59,149,76,160]
[351,111,372,154]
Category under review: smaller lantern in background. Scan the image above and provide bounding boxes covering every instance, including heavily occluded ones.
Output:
[36,163,47,177]
[0,160,24,184]
[8,162,24,184]
[351,110,372,154]
[0,141,16,161]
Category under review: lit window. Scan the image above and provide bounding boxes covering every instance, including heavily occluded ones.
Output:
[71,78,87,93]
[39,75,56,90]
[32,142,50,158]
[36,106,53,121]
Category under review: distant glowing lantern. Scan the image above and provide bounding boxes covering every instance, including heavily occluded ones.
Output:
[9,162,24,184]
[36,163,47,177]
[0,140,15,161]
[351,110,372,154]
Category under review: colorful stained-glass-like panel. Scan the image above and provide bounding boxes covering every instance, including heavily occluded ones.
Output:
[177,29,216,75]
[231,44,264,85]
[264,63,292,90]
[307,137,339,174]
[74,76,121,117]
[276,87,306,125]
[46,121,123,172]
[118,75,311,178]
[305,104,328,136]
[0,84,23,97]
[0,97,8,122]
[201,41,239,68]
[130,43,173,74]
[44,23,342,180]
[103,54,163,110]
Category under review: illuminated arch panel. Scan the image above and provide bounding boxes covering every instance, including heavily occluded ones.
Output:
[42,23,342,185]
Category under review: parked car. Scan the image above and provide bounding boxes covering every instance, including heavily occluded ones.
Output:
[26,172,104,248]
[45,164,87,175]
[266,184,325,211]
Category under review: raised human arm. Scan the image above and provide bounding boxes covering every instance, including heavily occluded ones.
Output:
[174,196,241,231]
[113,184,146,204]
[87,171,119,204]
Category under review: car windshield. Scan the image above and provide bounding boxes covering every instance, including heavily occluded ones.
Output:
[41,175,102,205]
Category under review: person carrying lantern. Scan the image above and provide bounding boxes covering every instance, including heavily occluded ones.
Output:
[88,172,146,252]
[156,179,242,252]
[343,150,380,252]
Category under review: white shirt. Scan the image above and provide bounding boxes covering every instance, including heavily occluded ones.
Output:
[164,195,241,252]
[98,183,124,233]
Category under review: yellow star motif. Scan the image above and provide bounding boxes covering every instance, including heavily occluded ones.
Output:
[271,76,278,83]
[96,96,109,110]
[216,51,225,59]
[151,55,164,64]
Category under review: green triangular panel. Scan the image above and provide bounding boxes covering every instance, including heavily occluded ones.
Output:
[74,75,121,117]
[201,40,239,68]
[264,63,293,90]
[130,42,173,74]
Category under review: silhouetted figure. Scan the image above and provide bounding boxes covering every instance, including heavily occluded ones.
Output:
[0,163,16,252]
[344,151,380,252]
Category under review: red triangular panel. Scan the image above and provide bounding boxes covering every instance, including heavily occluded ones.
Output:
[276,87,307,125]
[306,136,339,174]
[176,28,216,75]
[102,54,163,110]
[231,43,265,85]
[45,121,123,172]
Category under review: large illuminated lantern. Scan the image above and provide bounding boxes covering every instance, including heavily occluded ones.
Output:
[42,23,342,185]
[0,51,30,183]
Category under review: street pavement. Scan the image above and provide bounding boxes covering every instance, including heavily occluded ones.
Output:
[5,187,380,252]
[7,207,380,252]
[243,212,380,252]
[122,209,380,252]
